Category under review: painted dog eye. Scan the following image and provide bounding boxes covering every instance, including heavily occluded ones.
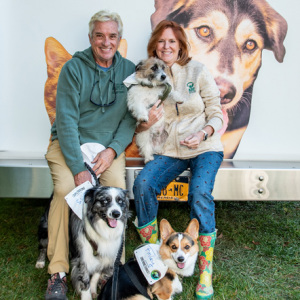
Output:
[245,39,257,51]
[196,26,211,38]
[184,245,190,250]
[171,245,177,250]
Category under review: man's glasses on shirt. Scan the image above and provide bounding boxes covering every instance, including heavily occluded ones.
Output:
[90,79,116,107]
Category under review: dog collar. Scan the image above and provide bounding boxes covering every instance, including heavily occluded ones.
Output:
[134,244,168,285]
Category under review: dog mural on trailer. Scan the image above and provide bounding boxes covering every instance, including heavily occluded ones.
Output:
[150,0,288,158]
[44,0,288,159]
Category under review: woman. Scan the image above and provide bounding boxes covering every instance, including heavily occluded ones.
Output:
[133,20,223,299]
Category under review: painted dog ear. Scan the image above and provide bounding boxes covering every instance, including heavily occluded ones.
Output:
[255,0,288,62]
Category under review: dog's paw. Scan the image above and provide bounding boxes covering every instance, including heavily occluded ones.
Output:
[144,155,154,163]
[100,266,114,281]
[137,116,149,123]
[35,261,45,269]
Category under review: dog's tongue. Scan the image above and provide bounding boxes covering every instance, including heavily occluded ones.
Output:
[218,109,229,136]
[108,218,117,228]
[177,262,185,269]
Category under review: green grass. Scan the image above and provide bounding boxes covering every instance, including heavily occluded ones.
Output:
[0,199,299,299]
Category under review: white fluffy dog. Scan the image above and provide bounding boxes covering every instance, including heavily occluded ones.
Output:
[125,57,184,163]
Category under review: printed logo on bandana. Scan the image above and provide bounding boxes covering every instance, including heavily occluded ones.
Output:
[151,270,161,280]
[187,82,196,93]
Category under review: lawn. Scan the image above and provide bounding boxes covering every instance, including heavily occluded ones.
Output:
[0,198,299,299]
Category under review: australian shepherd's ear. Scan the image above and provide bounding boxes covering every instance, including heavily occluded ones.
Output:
[84,187,97,203]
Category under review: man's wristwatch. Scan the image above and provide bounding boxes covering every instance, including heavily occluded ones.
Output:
[200,129,208,141]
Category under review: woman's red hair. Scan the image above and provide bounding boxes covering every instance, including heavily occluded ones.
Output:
[147,20,191,66]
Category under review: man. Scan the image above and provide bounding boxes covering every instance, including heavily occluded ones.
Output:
[45,10,135,300]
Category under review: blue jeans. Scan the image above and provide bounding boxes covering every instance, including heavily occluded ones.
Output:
[133,151,223,233]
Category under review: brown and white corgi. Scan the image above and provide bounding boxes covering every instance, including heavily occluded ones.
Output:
[98,218,199,300]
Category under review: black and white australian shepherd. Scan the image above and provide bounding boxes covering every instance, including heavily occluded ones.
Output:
[98,218,199,300]
[36,185,130,300]
[125,57,185,163]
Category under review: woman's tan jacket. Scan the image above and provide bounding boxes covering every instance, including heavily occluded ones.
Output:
[162,60,224,159]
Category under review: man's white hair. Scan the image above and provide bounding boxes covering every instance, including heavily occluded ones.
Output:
[89,10,123,37]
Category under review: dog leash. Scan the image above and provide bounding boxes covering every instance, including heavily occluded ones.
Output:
[84,162,100,187]
[111,231,125,300]
[137,82,172,103]
[159,82,172,101]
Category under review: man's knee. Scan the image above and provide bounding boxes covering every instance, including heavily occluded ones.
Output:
[53,180,75,200]
[100,174,125,189]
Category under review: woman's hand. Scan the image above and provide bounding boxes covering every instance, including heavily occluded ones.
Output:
[180,133,203,149]
[136,100,164,132]
[180,126,214,149]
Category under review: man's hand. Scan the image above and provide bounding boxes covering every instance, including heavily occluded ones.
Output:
[74,170,92,187]
[92,148,116,176]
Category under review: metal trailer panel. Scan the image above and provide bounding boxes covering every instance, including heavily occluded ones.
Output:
[1,158,300,200]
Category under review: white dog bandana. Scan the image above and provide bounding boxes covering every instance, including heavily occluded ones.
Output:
[65,143,105,219]
[134,244,168,285]
[123,73,138,88]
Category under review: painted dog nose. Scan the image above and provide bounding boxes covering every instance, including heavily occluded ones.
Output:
[214,77,236,105]
[161,74,166,80]
[177,256,185,262]
[111,210,121,218]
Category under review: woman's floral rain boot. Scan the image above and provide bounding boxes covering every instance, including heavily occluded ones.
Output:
[195,231,217,299]
[134,217,158,244]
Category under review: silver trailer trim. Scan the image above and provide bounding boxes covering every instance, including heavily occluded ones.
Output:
[1,157,300,200]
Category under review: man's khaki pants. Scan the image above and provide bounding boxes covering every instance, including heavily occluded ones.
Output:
[45,139,126,274]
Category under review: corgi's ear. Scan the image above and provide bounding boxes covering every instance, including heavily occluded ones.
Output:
[185,219,199,241]
[160,219,175,241]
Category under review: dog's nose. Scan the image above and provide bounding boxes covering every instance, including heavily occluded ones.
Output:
[214,77,236,105]
[161,74,166,80]
[111,210,121,219]
[177,256,185,262]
